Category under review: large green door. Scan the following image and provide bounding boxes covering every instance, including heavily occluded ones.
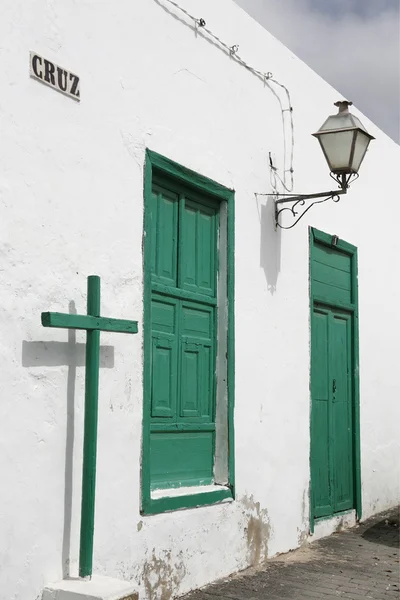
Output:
[311,306,354,518]
[149,178,218,490]
[310,232,358,521]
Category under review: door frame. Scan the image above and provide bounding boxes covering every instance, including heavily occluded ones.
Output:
[309,227,361,533]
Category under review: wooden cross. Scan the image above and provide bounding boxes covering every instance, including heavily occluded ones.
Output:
[42,275,138,579]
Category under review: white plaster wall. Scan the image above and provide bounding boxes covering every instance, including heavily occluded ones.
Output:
[0,0,399,599]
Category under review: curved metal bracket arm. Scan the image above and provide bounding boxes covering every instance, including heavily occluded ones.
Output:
[274,188,347,230]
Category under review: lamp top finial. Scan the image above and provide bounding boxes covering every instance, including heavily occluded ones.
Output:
[334,100,353,114]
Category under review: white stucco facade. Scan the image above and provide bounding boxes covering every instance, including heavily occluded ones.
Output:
[1,1,399,599]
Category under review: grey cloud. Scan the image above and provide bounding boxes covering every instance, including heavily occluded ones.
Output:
[310,0,399,18]
[234,0,400,142]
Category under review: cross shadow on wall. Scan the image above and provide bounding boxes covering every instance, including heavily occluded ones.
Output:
[258,195,282,293]
[21,301,114,578]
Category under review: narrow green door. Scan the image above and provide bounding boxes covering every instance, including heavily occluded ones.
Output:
[149,178,218,490]
[311,306,354,518]
[310,231,359,522]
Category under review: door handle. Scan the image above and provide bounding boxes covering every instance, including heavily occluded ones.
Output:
[332,379,336,394]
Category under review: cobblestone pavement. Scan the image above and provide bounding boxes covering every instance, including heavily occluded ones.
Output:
[183,506,399,600]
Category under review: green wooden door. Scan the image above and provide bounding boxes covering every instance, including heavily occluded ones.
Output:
[148,179,218,490]
[311,305,354,518]
[310,229,361,527]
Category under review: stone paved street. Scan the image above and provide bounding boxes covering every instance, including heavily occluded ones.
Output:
[183,507,399,600]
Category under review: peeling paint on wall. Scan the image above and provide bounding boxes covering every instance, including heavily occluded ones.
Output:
[141,549,187,600]
[297,488,309,545]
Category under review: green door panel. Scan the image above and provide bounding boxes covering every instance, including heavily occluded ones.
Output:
[312,243,352,305]
[311,308,333,518]
[180,342,202,418]
[181,302,213,339]
[331,312,354,512]
[151,336,177,418]
[197,207,216,294]
[151,295,177,335]
[313,244,351,274]
[180,341,213,419]
[312,261,352,304]
[201,345,213,418]
[180,199,217,297]
[150,431,214,489]
[151,185,179,287]
[180,200,197,290]
[179,303,214,421]
[151,296,178,419]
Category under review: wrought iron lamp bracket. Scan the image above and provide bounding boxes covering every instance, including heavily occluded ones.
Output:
[274,173,356,230]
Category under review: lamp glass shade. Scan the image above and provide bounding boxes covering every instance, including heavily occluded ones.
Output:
[318,130,354,173]
[313,101,375,175]
[351,130,371,172]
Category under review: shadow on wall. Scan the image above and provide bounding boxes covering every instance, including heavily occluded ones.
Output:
[22,301,115,578]
[259,196,281,293]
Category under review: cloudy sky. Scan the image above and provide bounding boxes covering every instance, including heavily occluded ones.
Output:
[233,0,400,142]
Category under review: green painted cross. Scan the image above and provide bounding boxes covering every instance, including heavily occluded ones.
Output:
[42,275,138,579]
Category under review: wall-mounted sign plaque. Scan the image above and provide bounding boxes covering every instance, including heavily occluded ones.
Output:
[30,51,80,101]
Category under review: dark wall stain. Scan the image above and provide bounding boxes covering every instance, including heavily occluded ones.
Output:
[242,495,271,566]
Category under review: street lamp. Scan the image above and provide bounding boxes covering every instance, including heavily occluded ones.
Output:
[275,101,375,229]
